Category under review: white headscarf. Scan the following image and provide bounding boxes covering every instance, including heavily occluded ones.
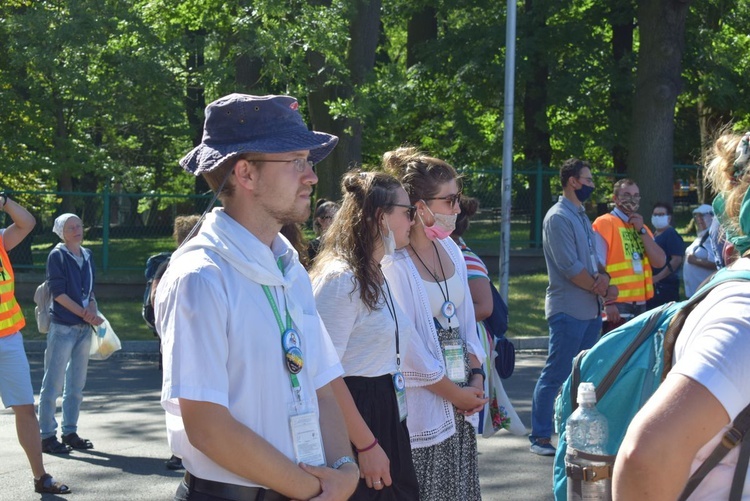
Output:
[53,213,80,240]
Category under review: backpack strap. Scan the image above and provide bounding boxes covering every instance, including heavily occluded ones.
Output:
[730,437,750,501]
[570,350,587,413]
[678,401,750,501]
[662,269,750,381]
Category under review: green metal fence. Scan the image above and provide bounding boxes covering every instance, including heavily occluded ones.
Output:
[4,189,214,274]
[3,164,702,273]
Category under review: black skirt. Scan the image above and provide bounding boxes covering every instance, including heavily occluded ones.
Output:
[344,374,420,501]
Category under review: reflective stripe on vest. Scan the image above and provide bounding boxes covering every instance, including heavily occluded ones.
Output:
[595,214,654,303]
[0,238,25,337]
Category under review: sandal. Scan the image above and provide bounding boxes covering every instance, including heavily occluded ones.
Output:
[62,432,94,450]
[41,436,71,454]
[34,473,71,494]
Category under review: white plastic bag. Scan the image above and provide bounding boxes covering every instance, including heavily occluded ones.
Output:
[482,348,527,437]
[89,312,121,361]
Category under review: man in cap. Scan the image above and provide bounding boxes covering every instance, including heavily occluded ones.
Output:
[155,94,358,500]
[593,179,666,331]
[683,204,717,297]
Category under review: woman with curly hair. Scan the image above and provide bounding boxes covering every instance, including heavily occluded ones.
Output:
[311,170,419,500]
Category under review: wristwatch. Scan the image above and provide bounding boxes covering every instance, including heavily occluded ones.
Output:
[470,367,486,382]
[639,226,647,235]
[331,456,357,470]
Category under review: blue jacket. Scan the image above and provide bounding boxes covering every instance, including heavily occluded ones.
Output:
[46,243,96,326]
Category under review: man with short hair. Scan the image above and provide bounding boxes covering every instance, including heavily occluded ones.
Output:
[530,158,616,456]
[155,94,359,500]
[593,179,666,331]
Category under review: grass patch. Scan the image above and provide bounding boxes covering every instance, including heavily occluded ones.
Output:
[20,300,157,341]
[505,272,548,338]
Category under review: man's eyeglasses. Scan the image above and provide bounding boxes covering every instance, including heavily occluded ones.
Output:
[618,194,641,202]
[252,158,314,172]
[391,204,417,221]
[424,193,462,208]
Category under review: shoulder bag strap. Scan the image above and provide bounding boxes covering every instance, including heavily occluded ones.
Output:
[678,401,750,501]
[729,437,750,501]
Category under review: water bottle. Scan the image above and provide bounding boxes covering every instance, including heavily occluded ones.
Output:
[565,382,612,500]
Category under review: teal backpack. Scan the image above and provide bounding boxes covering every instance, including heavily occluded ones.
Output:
[553,267,750,500]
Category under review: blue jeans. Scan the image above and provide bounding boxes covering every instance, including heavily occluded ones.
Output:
[38,322,92,439]
[530,312,601,440]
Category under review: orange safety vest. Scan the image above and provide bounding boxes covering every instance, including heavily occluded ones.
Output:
[592,213,654,303]
[0,236,26,337]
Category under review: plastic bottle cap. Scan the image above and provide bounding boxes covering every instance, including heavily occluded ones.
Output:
[577,382,597,405]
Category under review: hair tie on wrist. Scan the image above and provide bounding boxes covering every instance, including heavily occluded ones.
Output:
[355,438,378,453]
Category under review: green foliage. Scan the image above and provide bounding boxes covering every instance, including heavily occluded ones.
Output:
[0,0,747,220]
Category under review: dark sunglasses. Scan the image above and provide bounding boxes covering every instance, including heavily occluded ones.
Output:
[424,192,461,208]
[391,204,417,221]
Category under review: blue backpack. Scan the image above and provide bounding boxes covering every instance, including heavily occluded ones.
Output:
[553,267,750,500]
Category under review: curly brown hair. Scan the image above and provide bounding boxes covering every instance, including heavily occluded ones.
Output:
[310,170,403,310]
[706,131,750,243]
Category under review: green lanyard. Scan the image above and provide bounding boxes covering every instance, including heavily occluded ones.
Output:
[261,258,303,403]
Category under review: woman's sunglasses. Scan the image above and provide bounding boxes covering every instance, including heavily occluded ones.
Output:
[424,193,462,208]
[391,204,417,221]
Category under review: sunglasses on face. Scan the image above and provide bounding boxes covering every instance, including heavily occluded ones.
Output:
[391,204,417,221]
[424,192,462,208]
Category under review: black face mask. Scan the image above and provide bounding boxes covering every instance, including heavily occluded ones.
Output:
[575,184,594,203]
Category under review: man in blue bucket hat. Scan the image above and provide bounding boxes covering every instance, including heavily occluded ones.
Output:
[155,94,358,501]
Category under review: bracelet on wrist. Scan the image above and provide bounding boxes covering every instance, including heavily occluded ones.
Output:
[355,438,379,453]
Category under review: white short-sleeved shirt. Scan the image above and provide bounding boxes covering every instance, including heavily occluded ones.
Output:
[313,260,413,377]
[671,259,750,500]
[156,210,343,488]
[683,232,717,298]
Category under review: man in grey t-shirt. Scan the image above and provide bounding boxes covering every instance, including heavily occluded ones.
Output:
[529,158,617,456]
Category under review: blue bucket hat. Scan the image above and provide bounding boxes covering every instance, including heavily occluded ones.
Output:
[179,93,338,175]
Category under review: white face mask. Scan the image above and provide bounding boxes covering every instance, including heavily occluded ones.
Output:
[382,219,396,256]
[421,205,458,240]
[651,214,669,230]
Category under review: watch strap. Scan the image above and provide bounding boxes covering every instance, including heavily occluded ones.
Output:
[331,456,357,470]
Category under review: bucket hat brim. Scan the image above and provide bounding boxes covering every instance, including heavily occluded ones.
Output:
[179,93,338,176]
[180,130,338,176]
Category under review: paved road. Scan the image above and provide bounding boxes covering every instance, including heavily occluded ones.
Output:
[1,352,556,500]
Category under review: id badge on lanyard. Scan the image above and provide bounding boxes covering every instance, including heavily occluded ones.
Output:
[632,251,643,274]
[442,341,467,383]
[393,371,408,422]
[263,283,326,467]
[289,400,326,466]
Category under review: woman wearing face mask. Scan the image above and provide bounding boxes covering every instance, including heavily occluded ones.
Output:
[380,147,488,501]
[646,202,685,309]
[311,170,420,500]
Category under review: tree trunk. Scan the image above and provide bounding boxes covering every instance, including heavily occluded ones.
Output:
[608,1,635,174]
[307,0,381,201]
[406,6,437,68]
[627,0,691,213]
[183,28,210,202]
[521,0,552,248]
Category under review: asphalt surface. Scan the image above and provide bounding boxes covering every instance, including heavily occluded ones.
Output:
[1,352,556,500]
